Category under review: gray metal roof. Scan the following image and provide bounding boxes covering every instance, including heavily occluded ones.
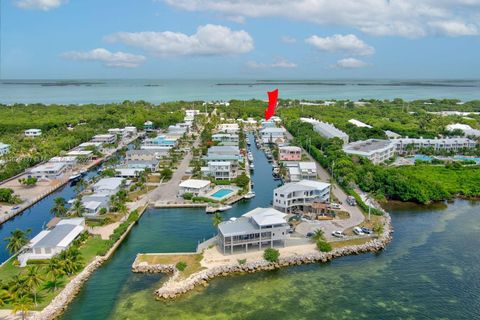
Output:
[32,224,77,248]
[218,217,258,237]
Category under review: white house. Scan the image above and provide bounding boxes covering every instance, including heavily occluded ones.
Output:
[24,129,42,137]
[446,123,480,137]
[92,177,123,195]
[260,127,286,144]
[17,218,85,266]
[67,150,93,161]
[288,166,301,182]
[78,142,102,150]
[0,143,10,156]
[202,161,234,180]
[298,162,317,180]
[92,134,117,144]
[178,179,211,196]
[273,180,331,213]
[30,162,66,180]
[212,133,239,143]
[217,207,289,254]
[49,156,78,167]
[218,123,240,134]
[343,139,397,165]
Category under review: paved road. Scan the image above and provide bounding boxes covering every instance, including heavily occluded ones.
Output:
[284,129,365,237]
[128,134,201,210]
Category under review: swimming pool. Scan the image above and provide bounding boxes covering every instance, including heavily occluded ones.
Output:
[211,188,233,199]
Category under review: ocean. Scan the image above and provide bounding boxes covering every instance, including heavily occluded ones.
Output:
[1,79,480,104]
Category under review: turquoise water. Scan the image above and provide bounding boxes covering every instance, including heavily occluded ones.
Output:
[2,79,480,104]
[60,135,480,319]
[211,188,233,199]
[413,154,434,161]
[453,156,480,163]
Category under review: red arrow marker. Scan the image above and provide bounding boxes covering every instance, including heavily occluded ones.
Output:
[264,89,278,121]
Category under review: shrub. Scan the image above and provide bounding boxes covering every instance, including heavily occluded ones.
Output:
[263,248,280,263]
[182,192,193,200]
[237,259,247,265]
[316,240,332,252]
[26,259,50,265]
[176,261,187,271]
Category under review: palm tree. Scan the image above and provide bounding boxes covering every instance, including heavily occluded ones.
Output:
[8,275,30,300]
[51,197,67,217]
[212,212,223,228]
[45,258,65,291]
[58,247,84,275]
[71,200,85,217]
[43,278,65,293]
[312,229,325,242]
[0,289,10,306]
[74,178,87,193]
[23,265,43,306]
[12,295,34,320]
[5,229,31,254]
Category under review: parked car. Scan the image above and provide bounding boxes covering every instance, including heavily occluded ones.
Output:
[361,227,373,234]
[353,227,365,235]
[329,203,341,210]
[331,231,345,238]
[346,196,357,206]
[306,232,314,238]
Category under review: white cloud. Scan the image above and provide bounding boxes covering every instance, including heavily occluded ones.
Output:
[61,48,146,68]
[333,58,369,69]
[246,58,297,69]
[105,24,254,57]
[281,36,297,44]
[163,0,480,37]
[429,20,479,36]
[14,0,66,11]
[306,34,374,56]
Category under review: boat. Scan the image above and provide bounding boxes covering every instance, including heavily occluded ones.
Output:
[244,191,256,199]
[205,205,232,214]
[248,154,254,162]
[68,172,82,181]
[250,164,254,171]
[67,199,76,205]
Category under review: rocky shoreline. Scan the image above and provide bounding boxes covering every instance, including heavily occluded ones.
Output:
[132,214,393,300]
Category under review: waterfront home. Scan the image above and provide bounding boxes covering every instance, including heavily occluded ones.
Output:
[261,119,276,129]
[30,162,66,180]
[0,143,10,156]
[300,118,349,144]
[288,166,301,182]
[144,121,154,131]
[212,133,239,144]
[348,119,372,128]
[298,162,317,180]
[343,139,396,165]
[125,160,159,172]
[49,156,78,168]
[92,134,117,145]
[81,194,110,216]
[78,142,103,150]
[66,150,94,161]
[208,146,240,157]
[446,123,480,137]
[114,168,143,178]
[217,207,289,254]
[279,146,302,161]
[108,128,125,136]
[92,177,123,195]
[201,161,234,180]
[260,127,286,144]
[142,135,178,149]
[17,218,85,266]
[168,124,188,135]
[24,128,42,137]
[273,180,331,213]
[126,149,164,161]
[218,123,240,134]
[394,137,477,154]
[178,179,211,196]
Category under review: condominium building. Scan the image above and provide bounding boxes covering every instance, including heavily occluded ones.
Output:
[394,137,477,154]
[300,118,349,144]
[217,207,289,254]
[343,139,397,164]
[273,180,331,213]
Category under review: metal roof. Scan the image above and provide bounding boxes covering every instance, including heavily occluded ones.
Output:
[31,224,83,249]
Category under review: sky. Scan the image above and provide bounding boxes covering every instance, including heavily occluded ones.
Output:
[2,0,480,79]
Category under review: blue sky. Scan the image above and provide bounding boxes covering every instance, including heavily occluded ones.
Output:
[2,0,480,79]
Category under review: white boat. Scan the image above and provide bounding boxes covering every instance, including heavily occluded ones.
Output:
[205,205,232,213]
[248,155,254,162]
[244,191,256,199]
[67,199,76,205]
[68,172,82,181]
[250,164,255,171]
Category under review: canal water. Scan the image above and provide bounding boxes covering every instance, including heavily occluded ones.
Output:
[57,136,480,319]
